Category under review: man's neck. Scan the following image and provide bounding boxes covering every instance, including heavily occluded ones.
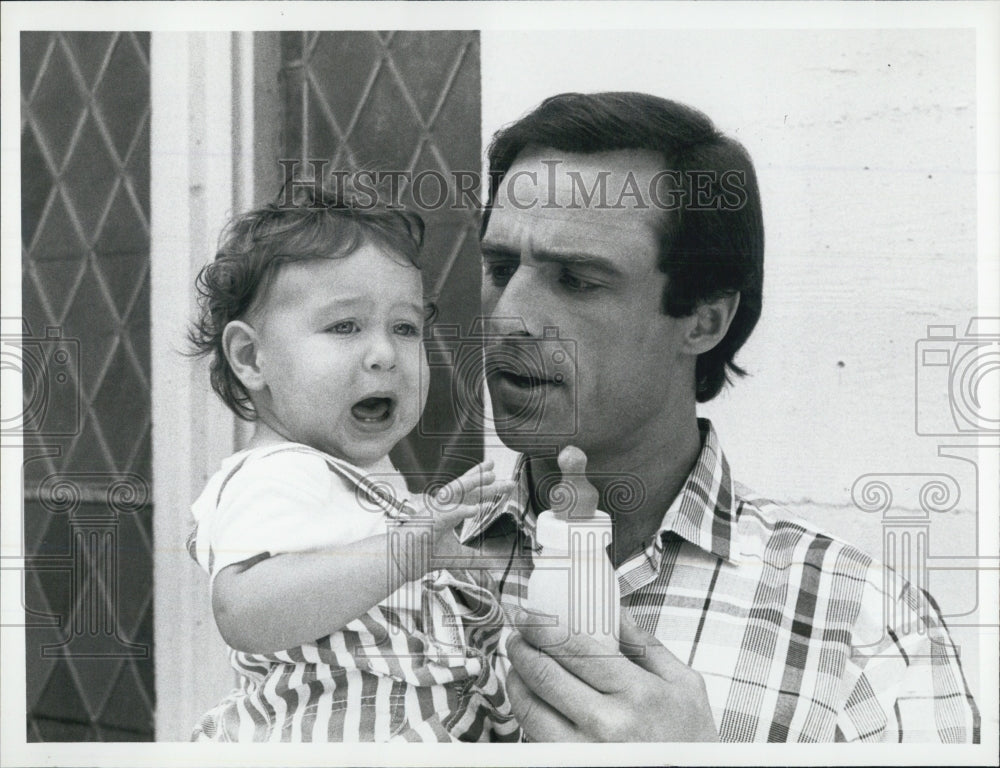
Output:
[526,416,703,568]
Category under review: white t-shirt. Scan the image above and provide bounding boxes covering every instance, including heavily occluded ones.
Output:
[189,443,410,586]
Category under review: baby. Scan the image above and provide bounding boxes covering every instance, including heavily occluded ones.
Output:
[186,184,518,742]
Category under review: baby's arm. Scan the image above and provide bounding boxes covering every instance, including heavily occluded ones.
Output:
[211,461,513,654]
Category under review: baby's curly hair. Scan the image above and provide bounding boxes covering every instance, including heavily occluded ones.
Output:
[188,180,428,421]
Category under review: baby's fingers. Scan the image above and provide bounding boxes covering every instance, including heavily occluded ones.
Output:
[434,502,484,529]
[432,461,498,506]
[436,483,515,531]
[479,478,517,503]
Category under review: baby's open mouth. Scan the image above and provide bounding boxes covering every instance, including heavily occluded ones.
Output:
[351,396,393,422]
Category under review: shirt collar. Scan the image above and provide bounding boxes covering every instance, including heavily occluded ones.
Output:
[460,452,539,547]
[652,418,742,566]
[459,419,741,566]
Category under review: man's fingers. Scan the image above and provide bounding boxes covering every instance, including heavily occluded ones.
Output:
[618,613,719,741]
[512,608,633,694]
[505,665,582,742]
[618,608,686,682]
[506,631,606,729]
[509,609,718,742]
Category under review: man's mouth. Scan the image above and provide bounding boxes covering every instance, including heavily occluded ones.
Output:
[484,346,566,390]
[495,370,560,389]
[351,396,394,423]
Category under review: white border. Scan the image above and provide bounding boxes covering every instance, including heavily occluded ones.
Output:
[2,2,998,766]
[0,0,998,31]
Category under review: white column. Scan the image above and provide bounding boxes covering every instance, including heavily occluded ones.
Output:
[150,31,245,741]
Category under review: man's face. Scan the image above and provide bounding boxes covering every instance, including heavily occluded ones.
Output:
[480,148,696,466]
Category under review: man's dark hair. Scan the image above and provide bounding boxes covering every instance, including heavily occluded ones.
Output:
[189,180,427,421]
[482,91,764,402]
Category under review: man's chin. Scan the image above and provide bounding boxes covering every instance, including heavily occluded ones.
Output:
[481,380,574,461]
[491,432,570,461]
[488,409,577,455]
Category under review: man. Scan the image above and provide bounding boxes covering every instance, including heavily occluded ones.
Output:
[459,92,979,742]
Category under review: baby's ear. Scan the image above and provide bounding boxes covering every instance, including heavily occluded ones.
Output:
[222,320,266,392]
[682,292,740,355]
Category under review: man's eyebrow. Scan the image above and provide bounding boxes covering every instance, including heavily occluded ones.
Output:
[533,249,622,276]
[479,243,519,261]
[480,243,623,277]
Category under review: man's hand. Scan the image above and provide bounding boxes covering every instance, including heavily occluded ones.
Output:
[505,607,719,742]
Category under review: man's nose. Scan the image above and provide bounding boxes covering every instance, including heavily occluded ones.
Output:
[486,266,540,338]
[364,332,397,371]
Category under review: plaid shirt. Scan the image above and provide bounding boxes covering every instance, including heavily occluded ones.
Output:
[460,419,980,743]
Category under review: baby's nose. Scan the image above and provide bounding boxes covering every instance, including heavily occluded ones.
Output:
[364,334,397,371]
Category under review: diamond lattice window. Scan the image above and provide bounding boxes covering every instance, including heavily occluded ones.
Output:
[20,31,154,742]
[280,31,484,482]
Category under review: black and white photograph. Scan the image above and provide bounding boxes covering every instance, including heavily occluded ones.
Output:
[1,1,998,765]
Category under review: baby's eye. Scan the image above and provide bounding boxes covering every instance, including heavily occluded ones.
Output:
[393,321,421,337]
[328,320,360,334]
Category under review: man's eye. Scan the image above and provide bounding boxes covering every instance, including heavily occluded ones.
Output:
[328,320,360,334]
[484,262,517,287]
[559,269,601,293]
[393,322,420,337]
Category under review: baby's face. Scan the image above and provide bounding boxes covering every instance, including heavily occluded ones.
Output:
[252,243,429,467]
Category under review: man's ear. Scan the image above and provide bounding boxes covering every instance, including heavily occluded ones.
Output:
[222,320,266,392]
[683,292,740,355]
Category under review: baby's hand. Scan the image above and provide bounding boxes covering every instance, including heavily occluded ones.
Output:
[391,461,515,577]
[418,460,516,535]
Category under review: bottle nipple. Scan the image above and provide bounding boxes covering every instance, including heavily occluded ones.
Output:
[553,445,600,520]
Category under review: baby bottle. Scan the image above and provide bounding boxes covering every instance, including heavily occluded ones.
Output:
[525,447,620,655]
